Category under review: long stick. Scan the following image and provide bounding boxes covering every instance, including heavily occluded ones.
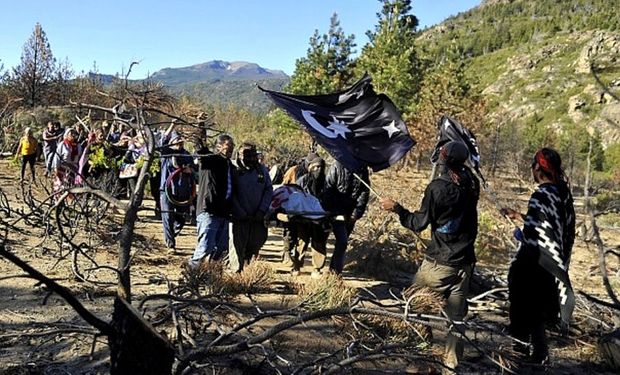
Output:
[353,172,428,250]
[353,172,381,198]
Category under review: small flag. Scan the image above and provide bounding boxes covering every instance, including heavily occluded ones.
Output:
[259,75,415,172]
[430,115,482,177]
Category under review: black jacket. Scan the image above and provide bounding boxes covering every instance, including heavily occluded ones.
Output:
[196,149,233,217]
[321,161,370,219]
[395,167,479,266]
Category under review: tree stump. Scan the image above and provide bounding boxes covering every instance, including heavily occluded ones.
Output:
[108,297,175,375]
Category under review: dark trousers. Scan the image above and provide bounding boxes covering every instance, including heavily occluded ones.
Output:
[149,173,162,215]
[21,154,36,180]
[329,219,355,274]
[508,261,555,361]
[230,221,268,272]
[160,193,187,248]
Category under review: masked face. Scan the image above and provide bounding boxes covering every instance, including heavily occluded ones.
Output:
[308,162,323,178]
[239,148,258,169]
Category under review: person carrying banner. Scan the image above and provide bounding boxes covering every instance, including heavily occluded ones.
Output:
[189,134,235,268]
[159,129,195,254]
[380,141,480,373]
[500,148,575,365]
[229,143,273,272]
[322,160,370,275]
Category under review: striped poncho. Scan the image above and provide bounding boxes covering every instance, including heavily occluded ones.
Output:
[513,182,576,331]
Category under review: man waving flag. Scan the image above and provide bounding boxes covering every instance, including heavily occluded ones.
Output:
[259,75,415,172]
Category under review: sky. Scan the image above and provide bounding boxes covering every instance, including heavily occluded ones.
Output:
[0,0,480,78]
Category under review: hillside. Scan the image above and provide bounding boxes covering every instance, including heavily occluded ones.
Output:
[92,61,289,112]
[418,0,620,146]
[149,60,289,112]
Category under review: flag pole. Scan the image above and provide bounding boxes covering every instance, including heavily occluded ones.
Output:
[353,172,381,199]
[353,172,428,251]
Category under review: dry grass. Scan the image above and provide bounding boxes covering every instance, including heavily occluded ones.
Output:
[181,259,275,297]
[294,271,358,311]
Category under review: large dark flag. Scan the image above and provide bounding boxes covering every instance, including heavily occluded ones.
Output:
[259,75,415,172]
[430,115,483,180]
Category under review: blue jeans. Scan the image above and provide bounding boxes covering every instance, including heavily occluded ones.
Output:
[190,212,229,267]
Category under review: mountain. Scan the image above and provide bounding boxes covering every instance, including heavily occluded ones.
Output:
[417,0,620,146]
[149,60,288,85]
[147,60,289,112]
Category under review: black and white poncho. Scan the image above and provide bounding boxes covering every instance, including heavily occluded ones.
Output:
[513,182,576,330]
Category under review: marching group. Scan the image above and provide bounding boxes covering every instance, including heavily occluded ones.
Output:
[16,122,575,372]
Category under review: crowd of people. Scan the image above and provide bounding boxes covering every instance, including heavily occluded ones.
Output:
[15,121,576,372]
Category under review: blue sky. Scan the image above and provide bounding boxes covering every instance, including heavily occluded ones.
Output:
[0,0,480,78]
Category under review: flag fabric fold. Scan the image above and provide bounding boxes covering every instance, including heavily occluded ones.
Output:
[259,75,415,172]
[430,115,483,179]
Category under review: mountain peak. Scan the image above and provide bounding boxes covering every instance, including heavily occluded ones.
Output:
[149,60,288,85]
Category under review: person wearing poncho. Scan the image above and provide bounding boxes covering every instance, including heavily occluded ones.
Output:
[501,148,576,365]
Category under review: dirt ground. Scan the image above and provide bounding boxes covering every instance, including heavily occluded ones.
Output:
[0,160,618,374]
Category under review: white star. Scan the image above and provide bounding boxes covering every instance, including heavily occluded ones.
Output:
[382,121,400,138]
[326,116,352,139]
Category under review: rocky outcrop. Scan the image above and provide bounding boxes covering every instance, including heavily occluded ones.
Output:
[575,31,620,74]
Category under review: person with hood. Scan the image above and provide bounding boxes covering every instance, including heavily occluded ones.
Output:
[16,127,38,181]
[229,142,273,272]
[159,128,195,254]
[291,153,329,276]
[189,134,235,267]
[380,141,480,373]
[321,160,370,275]
[501,148,575,365]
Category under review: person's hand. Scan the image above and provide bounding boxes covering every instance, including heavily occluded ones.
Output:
[380,198,398,212]
[500,207,522,221]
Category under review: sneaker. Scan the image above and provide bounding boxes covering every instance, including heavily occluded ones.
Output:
[167,246,178,255]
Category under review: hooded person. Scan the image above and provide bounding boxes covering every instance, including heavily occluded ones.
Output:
[501,148,576,365]
[289,153,329,276]
[228,142,273,272]
[380,141,480,373]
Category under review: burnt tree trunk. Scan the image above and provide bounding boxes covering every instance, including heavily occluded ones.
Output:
[109,297,174,375]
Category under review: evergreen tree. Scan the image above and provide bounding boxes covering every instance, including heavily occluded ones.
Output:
[355,0,422,118]
[288,13,356,95]
[10,23,57,107]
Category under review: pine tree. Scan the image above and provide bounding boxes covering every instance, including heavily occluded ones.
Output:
[355,0,421,119]
[288,13,356,95]
[10,23,57,107]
